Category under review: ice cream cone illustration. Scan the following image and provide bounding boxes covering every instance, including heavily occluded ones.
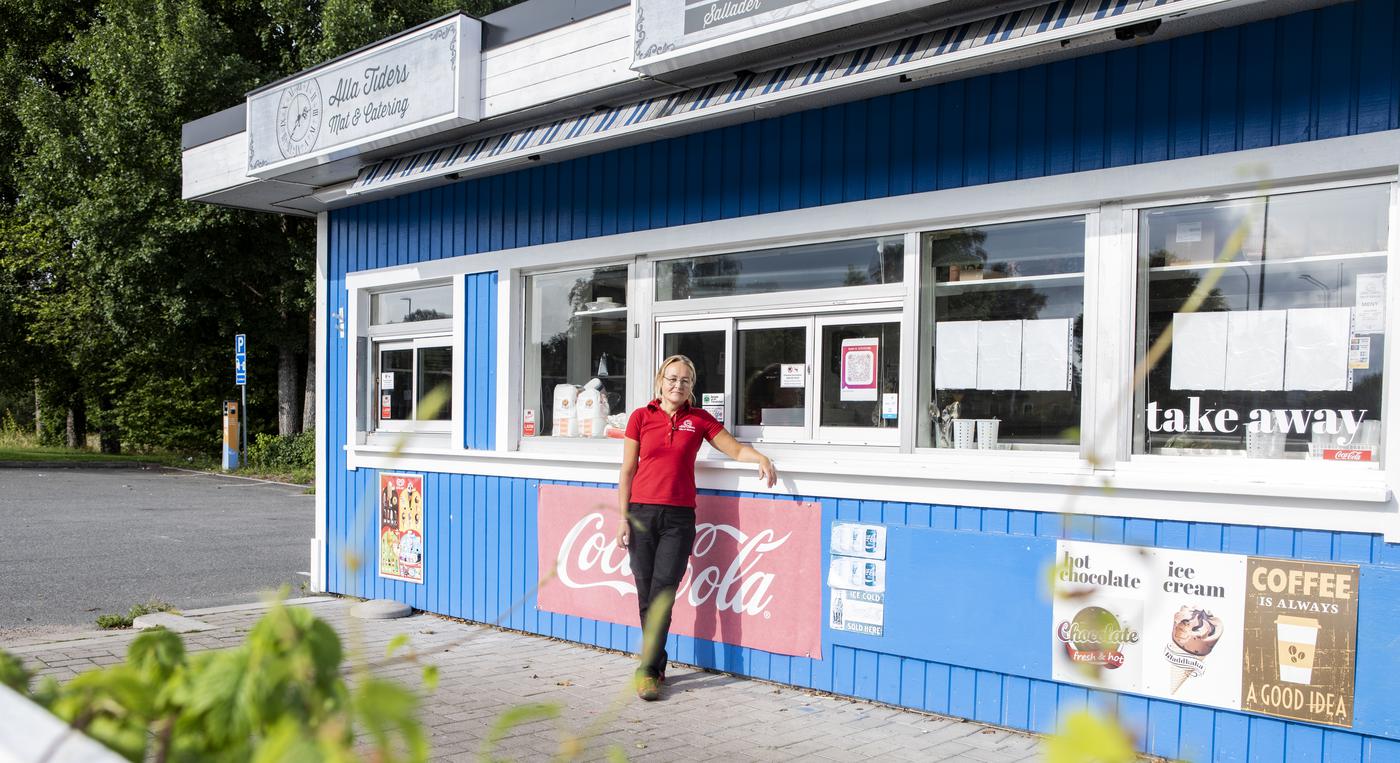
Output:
[1164,607,1222,694]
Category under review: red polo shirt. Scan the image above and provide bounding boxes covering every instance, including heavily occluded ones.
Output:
[625,400,724,508]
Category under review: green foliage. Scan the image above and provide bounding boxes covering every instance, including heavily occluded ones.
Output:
[11,601,430,762]
[1045,711,1138,763]
[97,600,176,630]
[246,430,315,472]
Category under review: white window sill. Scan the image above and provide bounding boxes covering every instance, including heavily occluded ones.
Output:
[343,441,1391,504]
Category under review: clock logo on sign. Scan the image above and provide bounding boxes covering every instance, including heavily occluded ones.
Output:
[275,79,323,158]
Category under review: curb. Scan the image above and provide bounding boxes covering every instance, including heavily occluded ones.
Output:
[0,461,156,469]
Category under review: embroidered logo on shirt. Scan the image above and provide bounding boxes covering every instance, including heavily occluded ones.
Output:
[678,420,697,433]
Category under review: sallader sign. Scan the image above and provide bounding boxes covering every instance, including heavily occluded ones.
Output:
[536,485,822,658]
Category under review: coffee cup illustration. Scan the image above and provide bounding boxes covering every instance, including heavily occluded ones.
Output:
[1275,615,1321,685]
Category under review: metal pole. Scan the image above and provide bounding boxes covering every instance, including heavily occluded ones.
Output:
[240,383,248,468]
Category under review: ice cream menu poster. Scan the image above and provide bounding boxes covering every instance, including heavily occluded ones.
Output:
[1051,540,1359,727]
[379,472,425,584]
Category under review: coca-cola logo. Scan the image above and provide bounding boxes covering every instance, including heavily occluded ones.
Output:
[536,486,822,658]
[555,512,789,617]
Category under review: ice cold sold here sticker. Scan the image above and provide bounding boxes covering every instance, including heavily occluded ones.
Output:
[1051,541,1359,726]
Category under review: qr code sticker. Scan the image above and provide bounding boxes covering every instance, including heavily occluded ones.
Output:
[845,350,874,385]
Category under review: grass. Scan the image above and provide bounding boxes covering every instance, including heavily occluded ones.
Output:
[0,443,312,486]
[97,600,177,629]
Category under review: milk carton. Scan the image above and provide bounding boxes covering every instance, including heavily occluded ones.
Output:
[577,379,610,438]
[551,384,580,437]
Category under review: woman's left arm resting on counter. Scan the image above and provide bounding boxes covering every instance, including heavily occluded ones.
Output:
[709,429,778,487]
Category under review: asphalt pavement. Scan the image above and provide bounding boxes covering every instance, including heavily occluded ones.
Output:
[0,466,312,640]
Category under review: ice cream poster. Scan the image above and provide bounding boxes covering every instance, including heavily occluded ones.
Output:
[379,472,425,584]
[1240,558,1358,727]
[1138,549,1247,707]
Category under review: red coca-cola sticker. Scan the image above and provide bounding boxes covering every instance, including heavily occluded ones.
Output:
[1323,449,1372,462]
[522,408,537,437]
[536,485,822,658]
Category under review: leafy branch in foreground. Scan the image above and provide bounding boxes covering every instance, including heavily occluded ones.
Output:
[6,599,430,762]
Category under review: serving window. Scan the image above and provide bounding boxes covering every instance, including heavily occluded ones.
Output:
[918,217,1087,451]
[522,264,630,439]
[363,283,455,438]
[1133,184,1389,464]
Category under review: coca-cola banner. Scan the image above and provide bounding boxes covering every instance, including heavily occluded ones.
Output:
[537,485,823,658]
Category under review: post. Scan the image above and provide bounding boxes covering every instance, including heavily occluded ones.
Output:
[241,384,248,468]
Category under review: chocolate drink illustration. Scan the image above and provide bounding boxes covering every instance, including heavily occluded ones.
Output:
[1166,607,1222,693]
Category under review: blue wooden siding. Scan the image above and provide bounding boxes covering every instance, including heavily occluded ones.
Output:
[323,2,1400,760]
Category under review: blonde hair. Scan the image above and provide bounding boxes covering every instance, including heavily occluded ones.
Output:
[654,354,697,404]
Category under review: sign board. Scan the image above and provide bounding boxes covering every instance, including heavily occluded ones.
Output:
[379,472,425,583]
[234,334,247,385]
[246,14,481,178]
[536,485,823,658]
[1051,539,1359,727]
[631,0,938,75]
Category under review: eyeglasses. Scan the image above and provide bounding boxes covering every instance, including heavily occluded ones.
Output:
[662,376,694,388]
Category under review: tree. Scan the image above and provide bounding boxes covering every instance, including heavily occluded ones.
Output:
[3,0,516,452]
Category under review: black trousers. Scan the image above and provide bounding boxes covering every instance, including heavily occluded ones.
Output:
[627,502,696,679]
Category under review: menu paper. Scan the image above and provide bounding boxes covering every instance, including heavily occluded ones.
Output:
[1225,311,1286,391]
[1284,308,1352,391]
[1021,318,1072,391]
[934,321,979,389]
[976,320,1023,391]
[1171,312,1228,390]
[1354,273,1385,334]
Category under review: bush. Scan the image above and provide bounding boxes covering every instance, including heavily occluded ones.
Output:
[246,430,315,473]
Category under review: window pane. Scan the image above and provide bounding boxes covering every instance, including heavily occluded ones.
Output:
[919,217,1086,450]
[378,349,413,421]
[664,330,727,425]
[656,236,903,301]
[820,322,899,429]
[372,284,454,325]
[1136,185,1388,462]
[416,347,453,421]
[738,326,807,427]
[525,265,628,437]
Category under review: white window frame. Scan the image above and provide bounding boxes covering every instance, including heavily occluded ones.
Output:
[1112,177,1397,484]
[346,276,464,452]
[515,258,636,453]
[910,210,1098,469]
[656,317,734,426]
[372,335,455,434]
[812,311,902,446]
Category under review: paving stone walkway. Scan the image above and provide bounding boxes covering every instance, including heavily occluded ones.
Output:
[1,597,1045,762]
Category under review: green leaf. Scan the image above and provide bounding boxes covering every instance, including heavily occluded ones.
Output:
[1045,710,1138,763]
[480,703,562,761]
[421,664,439,693]
[386,633,411,658]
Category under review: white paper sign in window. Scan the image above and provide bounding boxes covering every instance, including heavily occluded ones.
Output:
[1224,312,1286,391]
[934,321,979,389]
[976,321,1023,391]
[1170,312,1228,390]
[1284,308,1352,391]
[1021,319,1072,392]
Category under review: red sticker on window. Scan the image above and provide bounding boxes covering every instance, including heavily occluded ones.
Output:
[1323,449,1372,462]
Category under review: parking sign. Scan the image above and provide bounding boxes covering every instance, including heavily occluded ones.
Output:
[235,334,247,385]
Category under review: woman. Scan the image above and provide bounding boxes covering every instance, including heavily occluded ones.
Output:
[618,354,777,701]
